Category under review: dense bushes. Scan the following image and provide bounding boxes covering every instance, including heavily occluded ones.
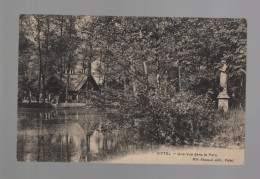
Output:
[137,91,245,148]
[89,87,245,148]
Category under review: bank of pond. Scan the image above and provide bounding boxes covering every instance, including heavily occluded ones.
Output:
[17,108,244,162]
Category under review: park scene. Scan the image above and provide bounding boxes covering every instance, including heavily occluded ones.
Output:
[17,15,246,164]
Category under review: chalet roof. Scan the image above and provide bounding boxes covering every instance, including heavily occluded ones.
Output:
[53,73,67,85]
[47,73,98,92]
[70,74,89,91]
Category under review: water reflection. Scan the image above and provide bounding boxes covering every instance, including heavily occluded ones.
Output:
[17,108,142,162]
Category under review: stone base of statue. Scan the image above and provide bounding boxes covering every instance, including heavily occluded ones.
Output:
[217,92,230,112]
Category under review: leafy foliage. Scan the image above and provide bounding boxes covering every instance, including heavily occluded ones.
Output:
[18,15,246,148]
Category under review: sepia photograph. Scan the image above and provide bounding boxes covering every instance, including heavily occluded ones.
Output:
[17,15,246,165]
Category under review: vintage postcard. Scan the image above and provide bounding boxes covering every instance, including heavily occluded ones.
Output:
[17,15,246,165]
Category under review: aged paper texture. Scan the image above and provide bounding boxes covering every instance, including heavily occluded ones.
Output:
[17,15,246,165]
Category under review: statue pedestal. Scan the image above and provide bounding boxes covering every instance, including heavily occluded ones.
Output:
[217,92,230,112]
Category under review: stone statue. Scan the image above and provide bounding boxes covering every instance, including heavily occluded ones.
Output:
[219,60,227,93]
[217,60,230,112]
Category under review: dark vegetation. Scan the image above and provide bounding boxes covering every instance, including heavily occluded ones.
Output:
[18,15,246,148]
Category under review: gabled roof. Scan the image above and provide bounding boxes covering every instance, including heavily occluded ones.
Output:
[52,73,67,85]
[46,73,98,92]
[70,74,89,91]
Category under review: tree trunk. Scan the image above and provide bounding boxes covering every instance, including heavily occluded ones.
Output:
[27,83,31,104]
[43,17,50,103]
[99,52,102,83]
[66,57,71,103]
[85,60,91,97]
[59,17,64,103]
[178,60,181,92]
[66,17,74,103]
[143,60,148,82]
[87,44,92,77]
[143,57,148,94]
[103,63,107,89]
[130,57,137,97]
[103,46,109,90]
[165,60,171,97]
[36,16,42,103]
[156,59,160,95]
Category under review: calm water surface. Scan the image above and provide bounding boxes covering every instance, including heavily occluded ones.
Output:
[17,108,153,162]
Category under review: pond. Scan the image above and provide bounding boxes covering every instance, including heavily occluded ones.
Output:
[17,108,155,163]
[17,108,244,165]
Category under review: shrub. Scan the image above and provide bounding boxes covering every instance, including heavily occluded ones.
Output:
[137,90,245,148]
[91,88,245,148]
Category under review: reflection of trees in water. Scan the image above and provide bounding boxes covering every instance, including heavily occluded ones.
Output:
[17,109,143,162]
[18,119,87,162]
